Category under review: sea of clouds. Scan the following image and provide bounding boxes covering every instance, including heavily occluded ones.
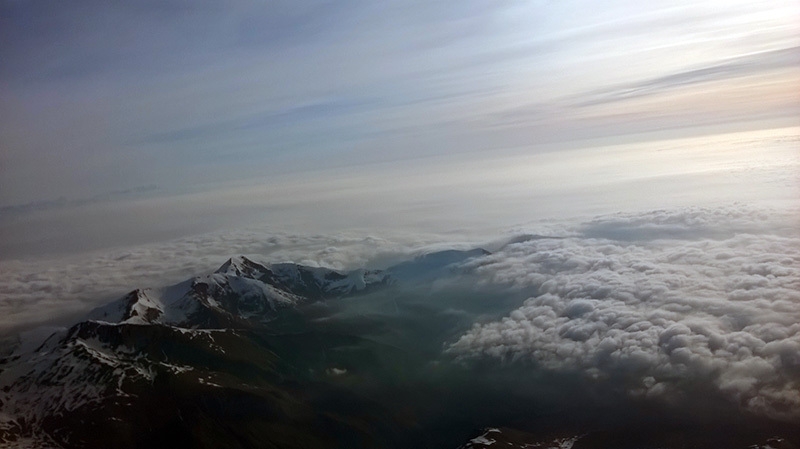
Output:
[448,205,800,421]
[1,200,798,426]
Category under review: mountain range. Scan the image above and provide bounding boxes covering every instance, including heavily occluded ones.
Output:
[0,250,796,449]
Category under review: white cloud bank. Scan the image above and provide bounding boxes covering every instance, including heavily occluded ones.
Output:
[449,206,800,421]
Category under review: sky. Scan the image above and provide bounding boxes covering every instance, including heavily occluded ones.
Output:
[0,0,799,332]
[1,0,798,206]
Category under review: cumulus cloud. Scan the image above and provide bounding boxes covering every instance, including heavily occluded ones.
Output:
[449,206,800,421]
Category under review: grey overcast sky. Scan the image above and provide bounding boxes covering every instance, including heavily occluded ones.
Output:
[1,0,798,207]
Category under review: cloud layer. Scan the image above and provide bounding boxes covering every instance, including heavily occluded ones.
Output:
[2,202,798,426]
[449,206,800,421]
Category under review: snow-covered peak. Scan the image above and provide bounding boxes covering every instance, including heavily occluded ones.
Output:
[214,256,269,278]
[84,248,496,333]
[87,280,195,326]
[459,428,581,449]
[82,248,492,332]
[87,288,158,324]
[123,289,164,323]
[85,257,370,330]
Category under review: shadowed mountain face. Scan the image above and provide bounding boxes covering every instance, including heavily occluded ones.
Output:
[1,251,798,449]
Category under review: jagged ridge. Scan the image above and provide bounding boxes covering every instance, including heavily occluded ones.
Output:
[88,256,395,329]
[0,249,492,448]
